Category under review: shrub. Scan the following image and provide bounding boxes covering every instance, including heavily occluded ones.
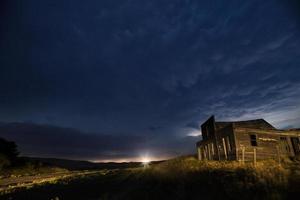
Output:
[0,138,19,162]
[0,153,11,170]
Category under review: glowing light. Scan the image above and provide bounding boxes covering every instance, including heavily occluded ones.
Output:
[140,153,152,168]
[142,157,151,165]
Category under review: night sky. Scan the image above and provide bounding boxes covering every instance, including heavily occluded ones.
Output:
[1,0,300,162]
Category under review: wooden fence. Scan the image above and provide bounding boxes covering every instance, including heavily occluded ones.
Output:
[237,146,281,166]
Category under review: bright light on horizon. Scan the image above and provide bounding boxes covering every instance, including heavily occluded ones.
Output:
[139,152,154,166]
[89,152,171,163]
[140,154,151,168]
[141,157,151,164]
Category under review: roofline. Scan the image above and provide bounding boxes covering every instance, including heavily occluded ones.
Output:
[234,127,300,136]
[215,118,266,124]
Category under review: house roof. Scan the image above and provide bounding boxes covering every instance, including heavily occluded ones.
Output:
[215,119,276,130]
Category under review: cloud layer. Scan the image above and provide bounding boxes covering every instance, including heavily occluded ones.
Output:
[0,0,299,160]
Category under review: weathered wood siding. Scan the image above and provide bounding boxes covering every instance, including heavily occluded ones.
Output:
[233,128,300,161]
[196,116,300,162]
[201,116,216,140]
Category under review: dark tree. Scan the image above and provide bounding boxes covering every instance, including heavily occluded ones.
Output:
[0,138,19,161]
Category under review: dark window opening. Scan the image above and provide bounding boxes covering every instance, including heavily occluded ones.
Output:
[250,134,257,146]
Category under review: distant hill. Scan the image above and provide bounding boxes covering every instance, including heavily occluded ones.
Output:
[24,157,165,170]
[290,128,300,131]
[25,157,147,170]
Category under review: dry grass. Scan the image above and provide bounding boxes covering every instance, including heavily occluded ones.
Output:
[1,157,298,200]
[134,157,293,199]
[149,156,289,180]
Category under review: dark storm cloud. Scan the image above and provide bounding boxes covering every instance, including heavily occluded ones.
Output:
[0,123,143,158]
[0,0,300,160]
[185,122,200,129]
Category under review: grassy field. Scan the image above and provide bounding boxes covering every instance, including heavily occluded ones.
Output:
[0,156,299,200]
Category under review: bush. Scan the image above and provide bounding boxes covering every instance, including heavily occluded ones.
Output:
[0,138,19,161]
[0,154,11,170]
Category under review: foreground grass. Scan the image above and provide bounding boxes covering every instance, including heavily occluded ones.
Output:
[0,161,68,179]
[1,157,299,200]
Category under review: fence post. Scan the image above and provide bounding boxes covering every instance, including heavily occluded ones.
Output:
[208,144,211,160]
[238,147,241,165]
[222,138,228,160]
[253,148,257,167]
[242,146,245,165]
[197,147,202,160]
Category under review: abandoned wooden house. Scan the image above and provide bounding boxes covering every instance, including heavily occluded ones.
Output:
[196,116,300,161]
